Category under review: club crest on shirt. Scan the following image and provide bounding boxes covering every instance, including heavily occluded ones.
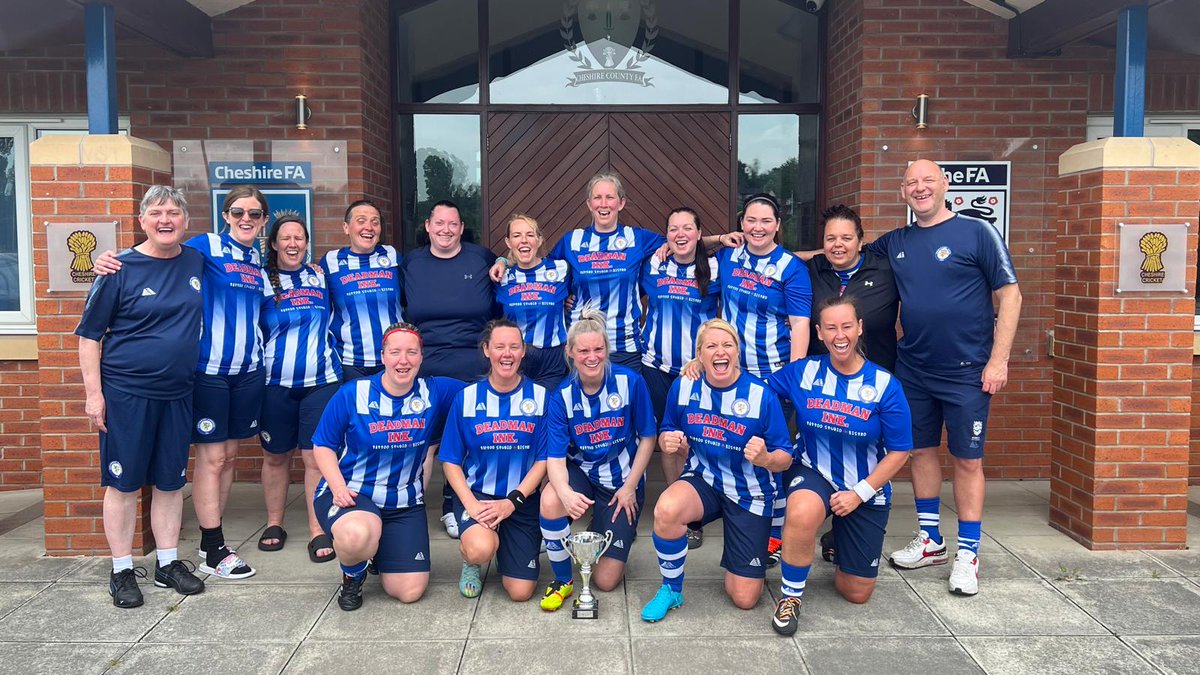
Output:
[189,276,201,292]
[408,398,426,414]
[108,461,123,477]
[607,393,622,409]
[546,269,559,282]
[612,236,628,250]
[378,256,390,267]
[261,431,272,444]
[789,474,804,487]
[763,264,777,277]
[935,246,951,261]
[327,505,339,518]
[859,385,877,403]
[972,420,983,436]
[197,418,216,435]
[303,275,319,287]
[732,398,750,417]
[520,399,537,415]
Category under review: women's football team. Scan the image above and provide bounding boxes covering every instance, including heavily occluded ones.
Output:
[91,172,909,635]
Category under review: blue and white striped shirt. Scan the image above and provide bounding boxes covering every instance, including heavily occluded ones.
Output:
[551,224,665,353]
[312,375,462,509]
[260,267,342,388]
[661,371,793,516]
[640,255,720,374]
[769,356,913,506]
[497,258,570,349]
[184,232,268,376]
[543,365,657,491]
[320,245,402,368]
[715,245,812,378]
[439,378,549,497]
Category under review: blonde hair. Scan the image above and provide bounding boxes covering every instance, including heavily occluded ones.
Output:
[565,304,611,377]
[695,318,741,357]
[586,171,626,200]
[504,213,542,262]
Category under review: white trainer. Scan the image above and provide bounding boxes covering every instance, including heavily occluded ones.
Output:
[440,513,460,539]
[889,530,949,569]
[948,550,979,596]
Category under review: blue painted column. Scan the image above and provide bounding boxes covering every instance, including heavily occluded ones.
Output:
[1112,4,1147,137]
[85,3,118,134]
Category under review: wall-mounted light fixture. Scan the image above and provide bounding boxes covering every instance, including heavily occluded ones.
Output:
[912,94,930,130]
[295,94,312,130]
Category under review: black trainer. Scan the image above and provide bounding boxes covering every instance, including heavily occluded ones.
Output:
[820,530,836,564]
[155,560,206,596]
[338,572,365,611]
[110,568,146,609]
[771,596,802,636]
[367,558,379,575]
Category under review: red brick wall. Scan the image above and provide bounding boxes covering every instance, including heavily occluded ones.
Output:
[0,361,41,490]
[824,0,1200,481]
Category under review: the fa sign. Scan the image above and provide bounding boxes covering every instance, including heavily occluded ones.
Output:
[907,161,1011,241]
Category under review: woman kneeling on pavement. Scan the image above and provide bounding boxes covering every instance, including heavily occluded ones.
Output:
[311,323,463,610]
[765,295,913,635]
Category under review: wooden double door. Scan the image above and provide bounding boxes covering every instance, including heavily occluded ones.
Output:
[485,112,731,249]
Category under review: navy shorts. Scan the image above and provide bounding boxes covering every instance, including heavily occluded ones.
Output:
[341,363,382,383]
[896,361,991,459]
[524,345,568,390]
[191,369,265,443]
[784,462,890,579]
[610,350,643,370]
[678,473,772,579]
[452,489,542,581]
[314,489,431,574]
[100,385,191,492]
[259,382,340,453]
[640,363,676,426]
[566,462,642,563]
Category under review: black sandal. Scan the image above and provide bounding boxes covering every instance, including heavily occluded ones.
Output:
[308,534,335,563]
[257,525,287,552]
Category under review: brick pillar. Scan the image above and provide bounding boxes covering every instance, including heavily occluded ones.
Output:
[29,134,173,556]
[1051,137,1200,550]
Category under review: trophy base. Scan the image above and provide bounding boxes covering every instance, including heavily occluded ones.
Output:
[572,598,599,620]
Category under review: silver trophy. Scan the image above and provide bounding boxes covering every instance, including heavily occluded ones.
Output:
[562,530,613,619]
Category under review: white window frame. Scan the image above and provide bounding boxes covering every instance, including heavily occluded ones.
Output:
[0,116,130,334]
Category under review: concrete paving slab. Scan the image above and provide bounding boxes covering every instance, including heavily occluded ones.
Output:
[143,584,330,643]
[307,582,476,642]
[0,544,85,582]
[908,578,1107,636]
[632,637,803,674]
[1018,480,1051,500]
[958,636,1153,675]
[1053,578,1200,635]
[627,579,773,637]
[111,642,295,674]
[0,642,129,673]
[770,578,948,636]
[468,578,628,638]
[1144,549,1200,577]
[797,637,981,675]
[462,637,631,674]
[976,505,1062,537]
[58,554,178,585]
[1003,536,1177,579]
[977,480,1052,505]
[1123,636,1200,675]
[286,640,465,673]
[0,583,174,642]
[0,582,49,620]
[0,489,41,516]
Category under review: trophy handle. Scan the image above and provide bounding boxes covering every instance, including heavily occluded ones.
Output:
[560,537,573,559]
[599,529,614,558]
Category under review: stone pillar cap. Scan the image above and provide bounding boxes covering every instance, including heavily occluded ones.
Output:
[29,134,171,173]
[1059,137,1200,176]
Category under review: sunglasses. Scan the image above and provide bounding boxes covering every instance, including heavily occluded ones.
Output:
[228,207,266,219]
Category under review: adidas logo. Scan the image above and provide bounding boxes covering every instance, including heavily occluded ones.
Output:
[140,287,157,297]
[573,403,584,411]
[249,420,258,428]
[222,247,233,254]
[368,401,379,410]
[689,393,700,402]
[415,552,426,561]
[476,403,488,411]
[660,561,677,570]
[748,557,762,567]
[870,557,879,567]
[612,540,625,549]
[895,252,905,259]
[527,560,537,569]
[813,379,823,387]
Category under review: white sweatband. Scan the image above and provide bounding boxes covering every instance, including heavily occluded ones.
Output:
[852,479,877,503]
